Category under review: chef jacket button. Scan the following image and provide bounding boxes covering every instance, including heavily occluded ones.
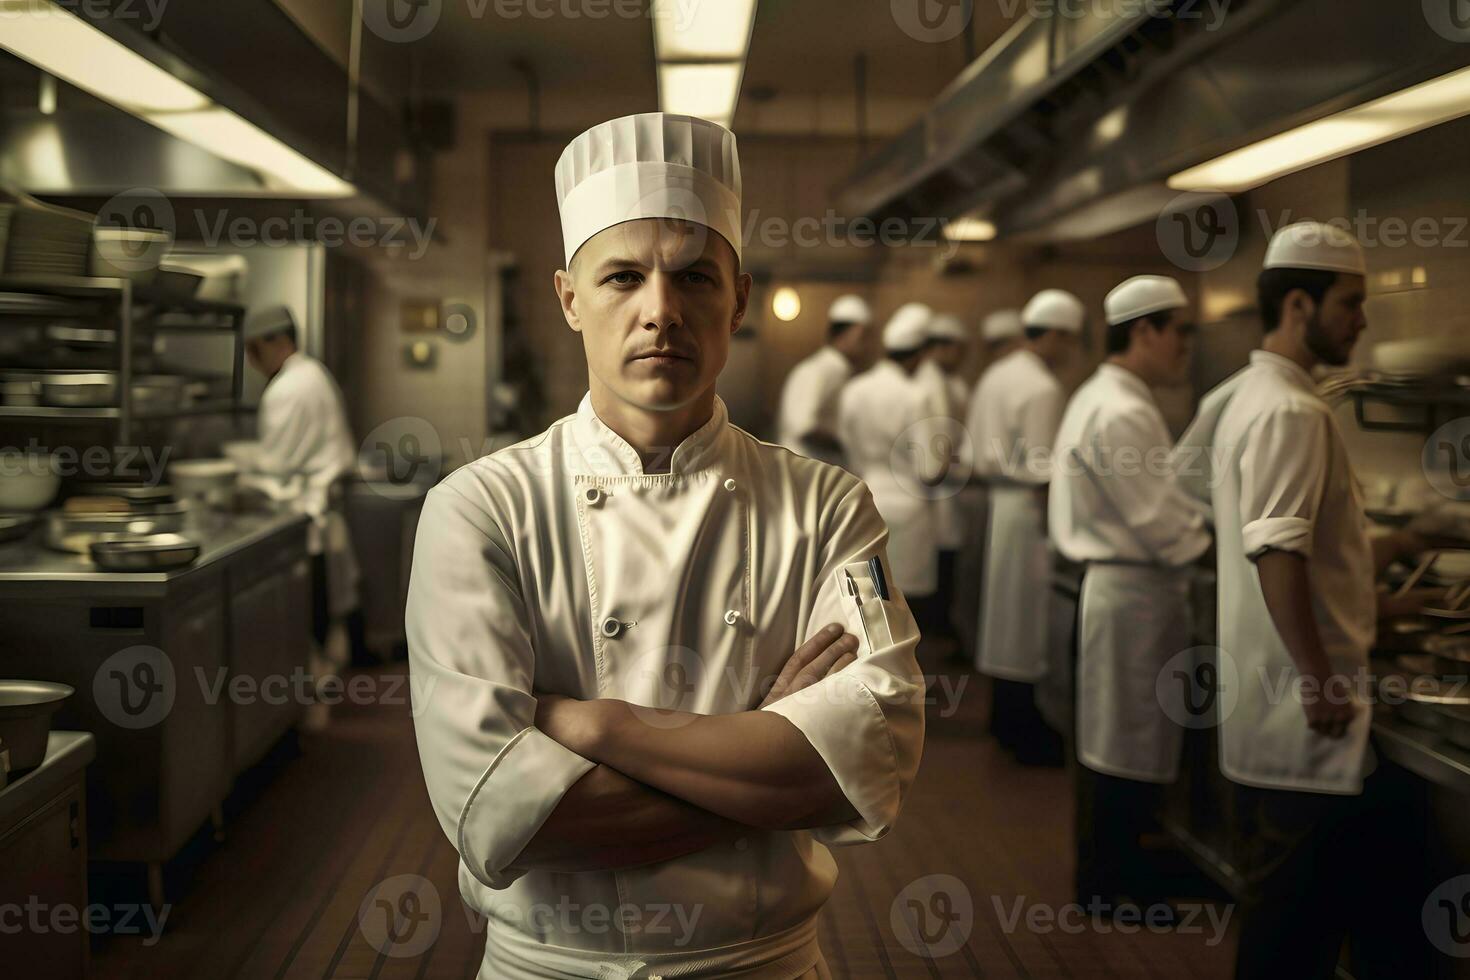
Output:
[722,477,737,492]
[583,487,604,506]
[600,617,623,638]
[724,609,741,626]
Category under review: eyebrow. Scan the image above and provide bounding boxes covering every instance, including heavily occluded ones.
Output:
[589,256,723,278]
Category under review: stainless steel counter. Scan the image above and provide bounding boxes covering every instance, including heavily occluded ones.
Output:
[0,507,309,596]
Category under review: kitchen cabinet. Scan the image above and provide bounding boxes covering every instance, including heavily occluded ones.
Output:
[0,732,94,980]
[0,512,309,910]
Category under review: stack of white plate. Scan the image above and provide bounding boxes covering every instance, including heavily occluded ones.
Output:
[1370,339,1470,379]
[4,197,93,278]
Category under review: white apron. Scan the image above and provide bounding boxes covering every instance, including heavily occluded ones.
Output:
[1076,563,1191,783]
[976,483,1050,682]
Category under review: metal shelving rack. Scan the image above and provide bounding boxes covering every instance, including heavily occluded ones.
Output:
[0,274,247,444]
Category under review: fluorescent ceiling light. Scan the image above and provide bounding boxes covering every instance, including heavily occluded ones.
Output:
[0,0,353,197]
[944,217,997,242]
[1170,65,1470,193]
[654,0,757,60]
[659,63,744,123]
[0,0,207,111]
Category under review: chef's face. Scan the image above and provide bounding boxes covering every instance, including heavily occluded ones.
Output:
[556,218,751,412]
[930,339,964,372]
[1302,273,1368,367]
[1138,310,1195,386]
[245,334,294,380]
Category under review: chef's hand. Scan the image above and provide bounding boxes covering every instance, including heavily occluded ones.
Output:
[1302,672,1357,739]
[758,623,860,708]
[1379,587,1446,620]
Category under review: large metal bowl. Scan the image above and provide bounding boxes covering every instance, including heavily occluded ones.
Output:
[43,505,187,553]
[0,680,73,771]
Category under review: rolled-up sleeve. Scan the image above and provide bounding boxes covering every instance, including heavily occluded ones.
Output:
[761,481,925,845]
[1239,406,1330,560]
[406,480,594,889]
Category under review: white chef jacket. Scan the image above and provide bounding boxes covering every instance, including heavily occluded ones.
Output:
[1174,350,1375,794]
[251,352,356,552]
[835,360,940,596]
[1050,364,1211,782]
[406,394,925,978]
[966,348,1062,485]
[1050,364,1210,567]
[776,345,852,458]
[914,361,970,551]
[970,349,1064,682]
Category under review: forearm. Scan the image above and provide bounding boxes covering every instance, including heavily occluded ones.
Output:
[1256,549,1334,679]
[570,702,856,831]
[512,763,743,873]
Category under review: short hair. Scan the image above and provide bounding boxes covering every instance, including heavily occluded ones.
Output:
[887,346,923,364]
[829,319,863,341]
[252,325,298,348]
[1104,310,1173,355]
[1257,267,1338,333]
[1024,326,1049,341]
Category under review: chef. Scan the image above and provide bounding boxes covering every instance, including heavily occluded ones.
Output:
[950,308,1026,662]
[406,113,925,980]
[837,302,943,615]
[776,294,873,464]
[915,312,971,642]
[968,289,1083,765]
[241,306,359,720]
[1049,275,1211,911]
[1174,222,1430,979]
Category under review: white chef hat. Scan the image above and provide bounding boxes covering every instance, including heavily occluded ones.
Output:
[555,112,742,268]
[982,309,1023,341]
[244,305,298,341]
[883,302,933,351]
[828,294,872,326]
[1263,221,1367,276]
[1104,275,1189,326]
[927,313,966,342]
[1022,289,1086,333]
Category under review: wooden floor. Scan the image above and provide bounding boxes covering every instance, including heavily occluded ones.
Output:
[89,640,1238,979]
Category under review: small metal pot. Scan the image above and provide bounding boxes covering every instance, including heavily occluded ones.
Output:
[0,681,72,771]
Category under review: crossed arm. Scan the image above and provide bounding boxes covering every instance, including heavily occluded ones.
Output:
[514,625,863,873]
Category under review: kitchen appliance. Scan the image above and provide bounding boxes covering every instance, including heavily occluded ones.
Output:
[38,370,118,408]
[90,227,173,284]
[0,681,73,772]
[152,263,204,302]
[90,533,201,572]
[0,453,60,512]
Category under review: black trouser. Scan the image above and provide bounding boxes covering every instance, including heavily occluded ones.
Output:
[1232,765,1432,980]
[1074,766,1164,904]
[310,553,329,649]
[932,549,957,642]
[991,678,1064,765]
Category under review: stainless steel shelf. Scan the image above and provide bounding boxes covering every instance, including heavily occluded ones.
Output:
[0,405,120,421]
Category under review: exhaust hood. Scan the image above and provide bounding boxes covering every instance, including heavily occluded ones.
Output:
[838,0,1470,241]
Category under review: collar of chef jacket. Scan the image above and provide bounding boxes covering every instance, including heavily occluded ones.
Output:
[1096,361,1152,401]
[1249,348,1317,391]
[570,391,731,477]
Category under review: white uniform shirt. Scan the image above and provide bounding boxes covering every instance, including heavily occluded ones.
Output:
[1174,350,1376,793]
[966,348,1063,485]
[914,360,970,551]
[253,352,356,551]
[1050,364,1210,566]
[407,395,925,976]
[836,360,940,595]
[776,345,852,455]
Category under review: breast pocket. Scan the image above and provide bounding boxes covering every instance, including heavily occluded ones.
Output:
[838,557,900,654]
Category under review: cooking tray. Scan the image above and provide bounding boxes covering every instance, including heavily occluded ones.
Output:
[90,533,200,572]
